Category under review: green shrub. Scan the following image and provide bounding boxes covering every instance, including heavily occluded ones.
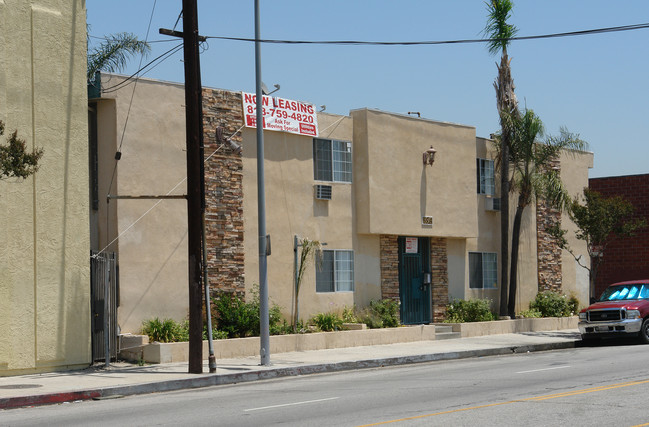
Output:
[143,317,231,342]
[342,305,358,323]
[311,312,344,332]
[567,294,580,315]
[356,310,384,329]
[518,309,542,318]
[368,299,400,328]
[213,293,259,338]
[444,299,496,323]
[212,289,284,338]
[142,318,187,343]
[203,324,229,340]
[343,299,400,329]
[270,318,309,335]
[529,291,575,317]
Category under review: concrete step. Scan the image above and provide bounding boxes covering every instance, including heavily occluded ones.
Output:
[433,325,454,334]
[434,331,462,340]
[434,325,461,340]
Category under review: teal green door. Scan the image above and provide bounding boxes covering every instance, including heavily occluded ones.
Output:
[398,237,431,324]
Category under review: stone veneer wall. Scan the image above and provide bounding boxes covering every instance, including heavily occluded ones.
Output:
[380,235,400,302]
[380,235,449,322]
[535,158,562,292]
[202,89,245,296]
[430,238,449,322]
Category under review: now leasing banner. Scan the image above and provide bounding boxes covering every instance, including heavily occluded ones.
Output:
[241,92,318,137]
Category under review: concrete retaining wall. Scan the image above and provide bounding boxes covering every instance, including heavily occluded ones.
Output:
[121,325,437,363]
[120,317,578,364]
[442,316,578,338]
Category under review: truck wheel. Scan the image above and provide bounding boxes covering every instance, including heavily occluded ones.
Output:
[640,318,649,344]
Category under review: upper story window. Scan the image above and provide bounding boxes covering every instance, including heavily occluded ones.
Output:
[477,158,495,196]
[314,138,352,183]
[469,252,498,289]
[316,250,354,292]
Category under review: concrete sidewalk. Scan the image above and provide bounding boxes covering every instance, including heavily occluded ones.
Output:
[0,330,581,410]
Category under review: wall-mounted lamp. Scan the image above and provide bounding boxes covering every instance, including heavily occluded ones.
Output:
[423,146,437,166]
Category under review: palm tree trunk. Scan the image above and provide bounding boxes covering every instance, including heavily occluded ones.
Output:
[499,136,510,317]
[499,145,509,316]
[508,199,525,317]
[496,52,516,317]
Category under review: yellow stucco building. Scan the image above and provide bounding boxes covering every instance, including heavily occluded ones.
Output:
[93,74,593,334]
[0,0,90,375]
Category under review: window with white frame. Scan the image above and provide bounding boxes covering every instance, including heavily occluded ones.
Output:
[313,138,352,183]
[469,252,498,289]
[316,250,354,292]
[477,158,495,196]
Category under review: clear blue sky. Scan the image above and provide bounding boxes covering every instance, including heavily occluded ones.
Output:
[87,1,649,179]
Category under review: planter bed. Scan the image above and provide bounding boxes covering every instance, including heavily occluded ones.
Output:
[119,317,577,364]
[439,316,578,338]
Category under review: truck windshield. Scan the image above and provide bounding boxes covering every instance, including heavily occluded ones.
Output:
[599,284,649,301]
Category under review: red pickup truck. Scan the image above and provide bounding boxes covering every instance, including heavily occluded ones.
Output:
[578,280,649,343]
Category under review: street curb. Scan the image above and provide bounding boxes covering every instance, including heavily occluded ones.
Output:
[0,341,578,410]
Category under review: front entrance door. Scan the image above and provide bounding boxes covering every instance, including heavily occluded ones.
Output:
[398,237,431,324]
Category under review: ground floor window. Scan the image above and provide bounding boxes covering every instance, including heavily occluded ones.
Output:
[316,250,354,292]
[469,252,497,289]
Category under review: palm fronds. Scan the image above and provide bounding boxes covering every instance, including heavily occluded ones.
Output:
[87,32,150,80]
[483,0,518,55]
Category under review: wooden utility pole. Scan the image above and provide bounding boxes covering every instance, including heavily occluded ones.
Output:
[182,0,204,374]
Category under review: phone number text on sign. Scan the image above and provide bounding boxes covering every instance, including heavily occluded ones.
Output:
[242,92,318,137]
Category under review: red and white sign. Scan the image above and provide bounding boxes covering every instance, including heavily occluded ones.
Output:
[405,237,418,254]
[242,92,318,137]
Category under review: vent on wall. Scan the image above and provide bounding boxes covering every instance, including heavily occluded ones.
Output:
[314,184,332,200]
[485,197,501,211]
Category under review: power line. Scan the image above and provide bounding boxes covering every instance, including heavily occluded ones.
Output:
[204,22,649,46]
[102,0,158,254]
[93,21,649,92]
[89,21,649,48]
[101,43,183,93]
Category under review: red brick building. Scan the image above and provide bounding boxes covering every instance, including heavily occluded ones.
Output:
[589,174,649,297]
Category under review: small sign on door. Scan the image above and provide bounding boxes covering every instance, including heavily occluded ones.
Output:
[405,237,418,254]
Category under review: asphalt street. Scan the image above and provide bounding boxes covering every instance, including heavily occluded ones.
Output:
[3,340,649,426]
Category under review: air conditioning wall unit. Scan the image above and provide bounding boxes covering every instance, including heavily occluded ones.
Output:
[314,184,332,200]
[485,197,501,211]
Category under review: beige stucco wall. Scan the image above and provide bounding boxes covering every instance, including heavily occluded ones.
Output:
[456,137,593,314]
[0,0,90,375]
[242,112,363,321]
[465,137,502,307]
[352,109,478,239]
[98,76,189,333]
[559,149,594,307]
[95,76,594,330]
[89,98,117,253]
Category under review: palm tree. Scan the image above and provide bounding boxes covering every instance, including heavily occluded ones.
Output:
[498,109,587,316]
[87,32,150,81]
[484,0,518,317]
[293,238,322,331]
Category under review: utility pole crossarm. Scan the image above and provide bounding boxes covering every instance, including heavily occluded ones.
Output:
[159,28,207,42]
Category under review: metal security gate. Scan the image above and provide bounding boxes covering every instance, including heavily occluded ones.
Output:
[398,237,431,324]
[90,251,118,363]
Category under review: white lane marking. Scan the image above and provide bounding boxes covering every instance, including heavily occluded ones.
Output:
[245,397,339,412]
[516,365,571,374]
